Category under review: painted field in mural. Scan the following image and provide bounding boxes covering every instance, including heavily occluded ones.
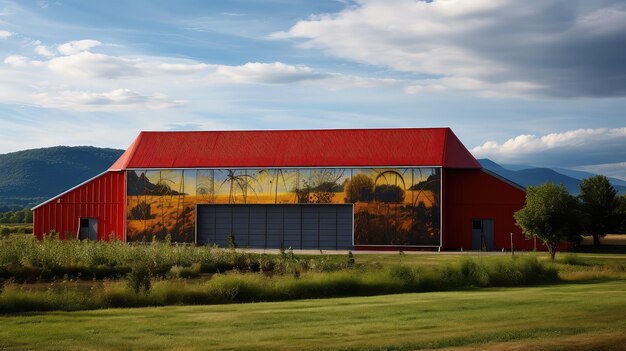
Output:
[126,168,441,246]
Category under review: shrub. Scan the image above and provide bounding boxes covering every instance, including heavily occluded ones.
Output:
[347,251,355,267]
[389,265,416,285]
[458,258,490,287]
[168,263,202,279]
[558,254,586,266]
[227,232,237,249]
[126,262,153,293]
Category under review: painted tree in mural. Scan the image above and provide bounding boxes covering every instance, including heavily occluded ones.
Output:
[127,171,154,222]
[373,169,407,188]
[410,169,441,245]
[300,169,345,203]
[152,170,180,240]
[344,173,374,202]
[196,170,215,203]
[374,185,405,203]
[218,170,259,204]
[257,169,296,203]
[352,168,441,246]
[410,170,440,207]
[373,169,407,203]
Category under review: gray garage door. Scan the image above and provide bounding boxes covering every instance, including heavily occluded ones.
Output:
[197,204,353,250]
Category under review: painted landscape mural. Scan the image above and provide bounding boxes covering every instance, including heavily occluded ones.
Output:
[126,168,441,246]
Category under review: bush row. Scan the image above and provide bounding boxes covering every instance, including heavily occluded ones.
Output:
[0,256,558,313]
[0,226,33,236]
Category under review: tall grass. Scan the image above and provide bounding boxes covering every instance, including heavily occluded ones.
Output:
[0,282,100,313]
[0,256,558,313]
[0,236,350,282]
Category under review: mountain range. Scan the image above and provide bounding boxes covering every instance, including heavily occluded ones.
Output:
[478,159,626,195]
[0,146,623,211]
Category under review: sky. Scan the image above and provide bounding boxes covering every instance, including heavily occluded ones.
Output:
[0,0,625,179]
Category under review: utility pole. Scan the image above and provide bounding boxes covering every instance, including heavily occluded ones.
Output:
[510,232,514,257]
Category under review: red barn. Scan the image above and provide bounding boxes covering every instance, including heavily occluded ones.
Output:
[33,128,537,250]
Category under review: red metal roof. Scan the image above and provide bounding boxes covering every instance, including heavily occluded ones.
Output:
[109,128,481,170]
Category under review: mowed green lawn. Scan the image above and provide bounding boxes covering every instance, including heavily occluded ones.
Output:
[1,280,625,351]
[354,251,626,268]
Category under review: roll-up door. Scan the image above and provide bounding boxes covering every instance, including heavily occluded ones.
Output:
[197,204,353,250]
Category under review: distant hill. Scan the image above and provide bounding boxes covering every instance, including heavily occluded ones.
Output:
[479,159,626,195]
[0,146,124,211]
[551,167,626,188]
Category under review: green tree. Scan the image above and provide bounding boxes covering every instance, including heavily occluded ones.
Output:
[579,175,623,246]
[12,211,25,223]
[23,209,33,223]
[0,208,33,223]
[619,195,626,232]
[514,182,582,260]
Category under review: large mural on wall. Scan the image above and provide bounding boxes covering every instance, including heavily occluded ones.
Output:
[126,167,441,246]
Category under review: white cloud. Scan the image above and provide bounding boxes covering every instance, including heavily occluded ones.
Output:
[274,0,626,98]
[34,45,55,58]
[2,39,412,113]
[576,162,626,181]
[35,88,184,111]
[4,55,29,67]
[47,51,141,78]
[1,38,210,111]
[312,74,401,90]
[213,62,327,84]
[142,62,209,74]
[5,40,212,79]
[0,30,11,39]
[57,39,101,55]
[471,127,626,167]
[211,61,403,89]
[405,77,542,99]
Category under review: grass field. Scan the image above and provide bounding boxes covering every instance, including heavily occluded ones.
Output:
[0,280,624,350]
[1,237,625,349]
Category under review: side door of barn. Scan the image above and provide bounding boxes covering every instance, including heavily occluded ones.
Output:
[471,219,494,251]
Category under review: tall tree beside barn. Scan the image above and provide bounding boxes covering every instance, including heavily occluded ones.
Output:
[514,182,582,260]
[579,175,624,246]
[620,195,626,232]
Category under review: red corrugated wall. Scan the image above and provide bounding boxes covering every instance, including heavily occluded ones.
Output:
[443,168,539,250]
[32,171,126,241]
